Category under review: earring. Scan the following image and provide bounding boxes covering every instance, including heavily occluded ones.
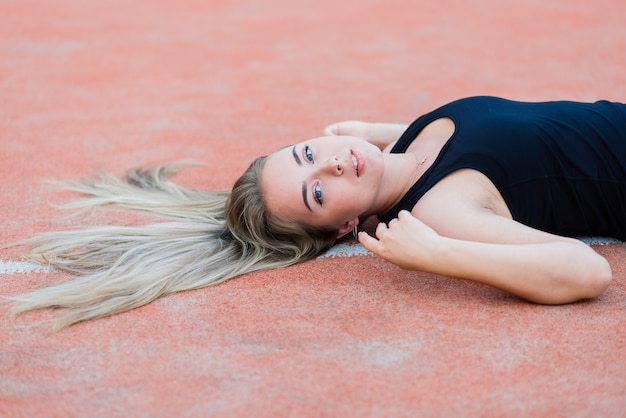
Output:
[352,226,358,239]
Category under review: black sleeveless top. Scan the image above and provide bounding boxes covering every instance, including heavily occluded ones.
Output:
[379,96,626,239]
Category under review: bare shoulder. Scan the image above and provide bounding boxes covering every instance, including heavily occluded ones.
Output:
[411,169,576,245]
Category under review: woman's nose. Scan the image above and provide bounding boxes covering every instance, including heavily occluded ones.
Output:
[311,155,343,177]
[325,156,343,176]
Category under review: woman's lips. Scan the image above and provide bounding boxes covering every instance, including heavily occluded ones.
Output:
[351,150,363,177]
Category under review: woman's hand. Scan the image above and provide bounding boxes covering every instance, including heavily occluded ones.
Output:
[323,121,408,150]
[324,120,372,138]
[358,210,442,271]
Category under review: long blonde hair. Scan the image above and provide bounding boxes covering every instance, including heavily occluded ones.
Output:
[7,159,337,330]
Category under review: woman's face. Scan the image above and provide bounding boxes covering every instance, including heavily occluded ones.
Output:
[261,136,385,236]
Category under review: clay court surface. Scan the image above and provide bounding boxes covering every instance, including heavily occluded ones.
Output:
[1,0,625,416]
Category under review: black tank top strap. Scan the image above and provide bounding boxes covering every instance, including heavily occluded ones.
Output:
[379,103,461,224]
[389,107,449,154]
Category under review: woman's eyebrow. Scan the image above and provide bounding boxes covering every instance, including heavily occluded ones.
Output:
[291,146,310,211]
[302,182,312,212]
[292,145,301,165]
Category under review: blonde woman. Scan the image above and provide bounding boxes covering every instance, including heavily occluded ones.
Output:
[8,96,626,329]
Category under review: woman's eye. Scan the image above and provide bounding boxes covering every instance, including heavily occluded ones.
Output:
[313,184,323,205]
[304,146,314,162]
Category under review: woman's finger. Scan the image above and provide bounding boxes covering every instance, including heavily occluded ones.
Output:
[375,222,389,236]
[323,123,340,136]
[357,231,380,254]
[323,120,368,137]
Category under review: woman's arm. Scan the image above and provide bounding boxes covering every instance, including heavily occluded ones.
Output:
[359,210,612,304]
[324,121,407,150]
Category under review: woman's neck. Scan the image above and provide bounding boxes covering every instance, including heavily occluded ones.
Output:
[367,117,455,218]
[366,151,426,217]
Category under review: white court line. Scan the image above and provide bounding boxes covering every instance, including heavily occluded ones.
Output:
[318,243,373,258]
[0,261,50,274]
[0,239,621,275]
[318,238,623,257]
[580,237,623,245]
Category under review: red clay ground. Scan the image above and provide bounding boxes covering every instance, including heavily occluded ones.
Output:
[1,0,625,416]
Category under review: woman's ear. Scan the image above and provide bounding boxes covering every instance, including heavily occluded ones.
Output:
[336,217,359,239]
